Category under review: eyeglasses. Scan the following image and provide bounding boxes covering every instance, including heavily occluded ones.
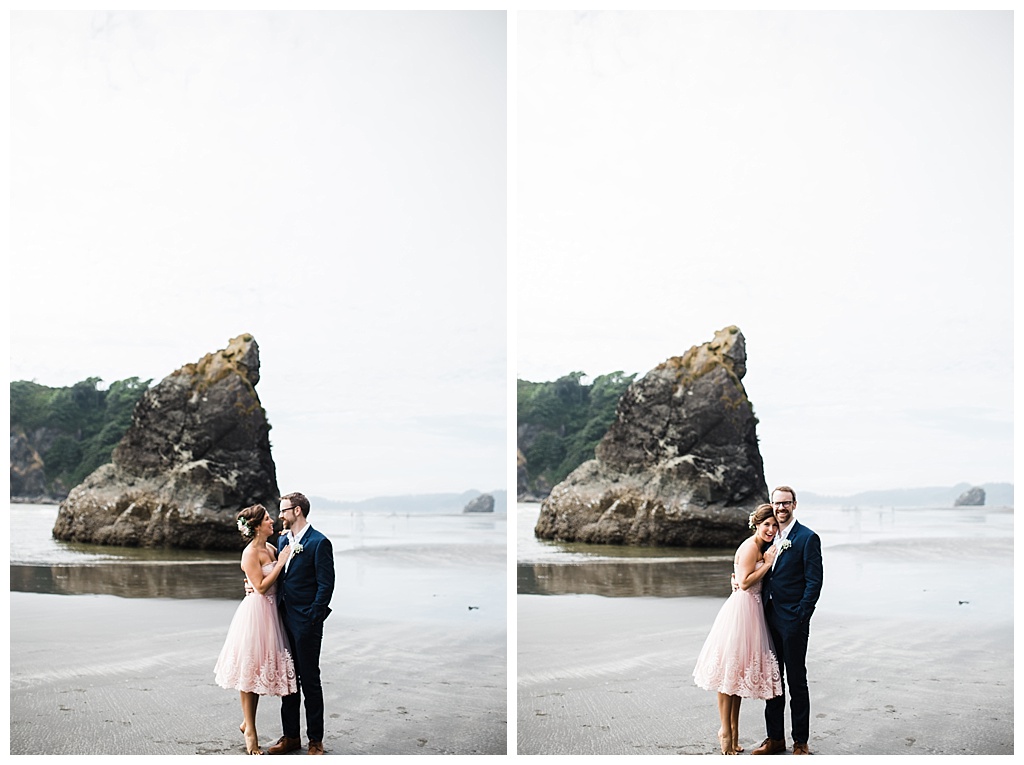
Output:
[772,501,794,508]
[281,506,296,512]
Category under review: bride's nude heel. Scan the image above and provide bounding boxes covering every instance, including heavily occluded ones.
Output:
[243,725,263,755]
[718,730,736,755]
[245,738,264,755]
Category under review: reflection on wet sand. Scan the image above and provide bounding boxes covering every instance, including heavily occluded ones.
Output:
[518,558,734,598]
[11,562,242,599]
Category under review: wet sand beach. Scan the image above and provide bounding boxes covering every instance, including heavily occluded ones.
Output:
[10,507,507,756]
[12,590,505,756]
[517,507,1014,756]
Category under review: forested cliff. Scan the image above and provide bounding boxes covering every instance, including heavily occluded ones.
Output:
[10,377,150,501]
[517,371,634,499]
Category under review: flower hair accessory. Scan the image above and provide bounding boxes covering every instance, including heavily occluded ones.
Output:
[748,512,757,530]
[237,517,253,537]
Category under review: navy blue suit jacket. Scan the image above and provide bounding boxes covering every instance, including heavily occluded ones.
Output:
[763,520,823,626]
[277,526,335,629]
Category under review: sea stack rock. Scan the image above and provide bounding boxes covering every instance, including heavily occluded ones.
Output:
[534,326,767,547]
[52,334,280,550]
[954,486,986,506]
[464,493,496,513]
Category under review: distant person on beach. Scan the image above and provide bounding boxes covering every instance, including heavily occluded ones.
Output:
[751,485,823,756]
[214,504,297,755]
[693,503,783,754]
[265,492,336,756]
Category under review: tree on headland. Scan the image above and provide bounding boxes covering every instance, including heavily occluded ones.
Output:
[10,376,151,498]
[517,371,635,495]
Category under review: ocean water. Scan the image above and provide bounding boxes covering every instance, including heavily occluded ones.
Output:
[517,501,1014,601]
[11,503,508,623]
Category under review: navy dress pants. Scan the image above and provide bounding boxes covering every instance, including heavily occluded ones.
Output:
[282,618,325,743]
[764,600,811,744]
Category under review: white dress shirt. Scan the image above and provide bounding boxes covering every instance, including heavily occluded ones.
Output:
[772,519,794,569]
[285,524,311,573]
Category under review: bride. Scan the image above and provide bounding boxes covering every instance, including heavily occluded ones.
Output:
[214,504,297,755]
[692,503,784,754]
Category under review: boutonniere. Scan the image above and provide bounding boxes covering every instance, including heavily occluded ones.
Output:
[292,542,304,555]
[777,539,792,556]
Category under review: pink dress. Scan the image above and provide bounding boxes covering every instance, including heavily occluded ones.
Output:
[214,562,298,696]
[692,560,783,699]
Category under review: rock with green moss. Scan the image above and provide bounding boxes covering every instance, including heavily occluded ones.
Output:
[534,326,768,548]
[52,334,280,550]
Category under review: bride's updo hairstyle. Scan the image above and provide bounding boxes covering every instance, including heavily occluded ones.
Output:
[747,503,776,532]
[236,504,267,539]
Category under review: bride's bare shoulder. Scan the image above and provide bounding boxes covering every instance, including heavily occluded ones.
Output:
[240,542,259,568]
[735,536,758,560]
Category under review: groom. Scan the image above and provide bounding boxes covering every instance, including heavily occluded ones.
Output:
[268,492,335,756]
[753,485,823,756]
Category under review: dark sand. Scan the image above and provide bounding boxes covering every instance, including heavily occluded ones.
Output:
[517,536,1014,755]
[10,546,507,756]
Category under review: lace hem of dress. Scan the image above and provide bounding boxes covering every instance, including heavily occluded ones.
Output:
[692,646,783,700]
[215,649,298,697]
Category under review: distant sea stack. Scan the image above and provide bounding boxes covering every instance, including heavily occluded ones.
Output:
[534,326,768,547]
[52,334,280,550]
[954,487,986,506]
[464,493,495,513]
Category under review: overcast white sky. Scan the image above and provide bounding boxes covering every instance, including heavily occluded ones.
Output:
[7,10,1016,503]
[517,11,1013,497]
[10,11,506,502]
